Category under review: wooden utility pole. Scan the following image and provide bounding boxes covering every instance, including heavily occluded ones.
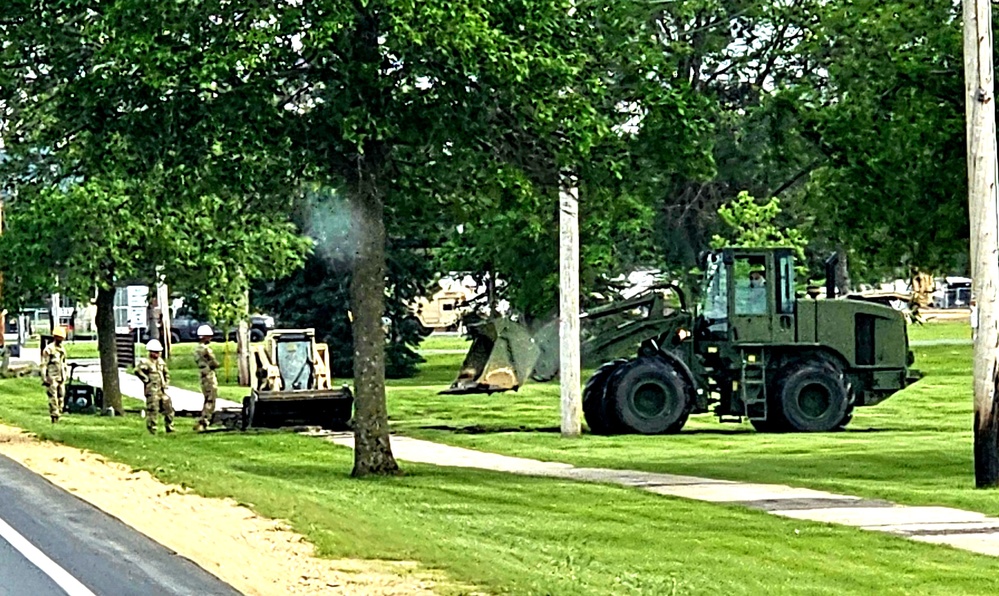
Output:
[0,199,5,351]
[559,175,582,437]
[964,0,999,488]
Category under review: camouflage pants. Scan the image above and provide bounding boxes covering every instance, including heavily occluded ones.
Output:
[198,376,218,426]
[146,392,175,433]
[46,382,65,418]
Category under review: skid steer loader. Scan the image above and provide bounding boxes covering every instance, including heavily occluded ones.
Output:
[443,247,921,434]
[218,329,353,430]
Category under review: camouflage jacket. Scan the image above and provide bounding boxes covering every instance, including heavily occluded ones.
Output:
[135,357,170,396]
[194,343,220,379]
[41,343,68,384]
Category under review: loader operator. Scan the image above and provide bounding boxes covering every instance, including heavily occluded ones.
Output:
[41,327,69,424]
[193,325,220,432]
[734,267,768,316]
[135,339,174,434]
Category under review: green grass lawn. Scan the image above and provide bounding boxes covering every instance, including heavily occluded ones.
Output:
[65,341,100,359]
[420,334,471,352]
[385,320,999,521]
[908,320,970,342]
[1,378,998,595]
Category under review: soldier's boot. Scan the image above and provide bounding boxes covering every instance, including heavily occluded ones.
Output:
[51,415,58,424]
[165,423,175,433]
[193,420,207,432]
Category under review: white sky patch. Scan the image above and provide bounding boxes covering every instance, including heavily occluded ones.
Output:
[613,100,644,136]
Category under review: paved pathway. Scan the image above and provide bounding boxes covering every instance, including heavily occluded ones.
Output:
[6,344,39,371]
[320,433,999,558]
[73,365,241,414]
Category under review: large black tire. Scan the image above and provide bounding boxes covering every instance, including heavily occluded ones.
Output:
[773,360,850,432]
[608,357,692,435]
[583,359,627,435]
[249,328,265,343]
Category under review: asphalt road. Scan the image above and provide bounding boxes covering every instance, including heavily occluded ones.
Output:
[0,454,241,596]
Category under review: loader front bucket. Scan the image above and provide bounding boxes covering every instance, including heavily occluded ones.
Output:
[441,318,540,394]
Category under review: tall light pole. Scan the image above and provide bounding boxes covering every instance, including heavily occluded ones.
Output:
[963,0,999,487]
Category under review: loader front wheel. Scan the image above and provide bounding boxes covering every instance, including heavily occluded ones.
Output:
[583,359,627,435]
[775,361,849,432]
[609,357,692,435]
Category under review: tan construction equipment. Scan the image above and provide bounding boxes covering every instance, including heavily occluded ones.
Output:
[224,329,353,430]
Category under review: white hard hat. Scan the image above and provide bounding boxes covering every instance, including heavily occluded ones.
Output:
[146,339,164,352]
[197,325,214,337]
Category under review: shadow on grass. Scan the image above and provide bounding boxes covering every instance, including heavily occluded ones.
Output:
[419,424,563,434]
[413,425,922,436]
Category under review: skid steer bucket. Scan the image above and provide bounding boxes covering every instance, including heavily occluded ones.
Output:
[441,318,540,394]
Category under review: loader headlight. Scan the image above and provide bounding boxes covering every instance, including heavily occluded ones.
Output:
[677,328,690,341]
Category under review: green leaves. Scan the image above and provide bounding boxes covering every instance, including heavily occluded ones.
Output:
[787,0,967,278]
[711,190,807,261]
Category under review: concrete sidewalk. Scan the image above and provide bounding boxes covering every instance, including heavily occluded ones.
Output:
[73,365,241,413]
[322,433,999,558]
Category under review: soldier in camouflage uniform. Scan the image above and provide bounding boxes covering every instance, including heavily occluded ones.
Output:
[193,325,220,432]
[41,327,69,423]
[135,339,174,434]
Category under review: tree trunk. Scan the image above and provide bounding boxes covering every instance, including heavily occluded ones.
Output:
[96,286,123,414]
[349,179,399,477]
[964,0,999,488]
[834,245,851,296]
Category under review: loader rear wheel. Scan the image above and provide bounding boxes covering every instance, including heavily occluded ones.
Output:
[609,357,691,435]
[775,360,849,432]
[583,359,627,435]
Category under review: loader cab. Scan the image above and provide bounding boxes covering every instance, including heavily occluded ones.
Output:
[274,332,315,391]
[698,248,797,344]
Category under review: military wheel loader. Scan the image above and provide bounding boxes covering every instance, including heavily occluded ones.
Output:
[446,247,921,434]
[214,329,353,430]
